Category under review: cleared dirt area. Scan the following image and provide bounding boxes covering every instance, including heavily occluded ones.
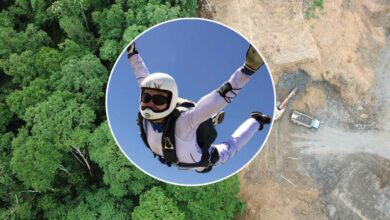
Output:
[238,47,390,219]
[203,0,390,219]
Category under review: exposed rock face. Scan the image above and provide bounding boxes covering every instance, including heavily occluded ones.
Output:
[309,0,387,105]
[292,85,326,114]
[212,0,390,106]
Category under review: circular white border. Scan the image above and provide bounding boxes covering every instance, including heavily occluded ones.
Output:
[106,17,276,186]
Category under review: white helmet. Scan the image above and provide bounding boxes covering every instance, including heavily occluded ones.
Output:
[139,73,178,120]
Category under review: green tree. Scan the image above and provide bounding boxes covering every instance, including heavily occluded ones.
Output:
[36,194,67,219]
[31,0,55,26]
[58,39,92,59]
[164,176,245,220]
[132,187,185,220]
[59,16,95,48]
[4,46,59,87]
[0,24,50,69]
[0,132,17,206]
[0,10,14,28]
[49,0,91,30]
[23,92,95,144]
[171,0,198,16]
[99,39,122,61]
[92,4,126,41]
[3,50,37,86]
[0,102,12,132]
[50,54,108,109]
[34,46,62,77]
[66,189,131,220]
[23,24,51,51]
[7,0,33,30]
[144,2,181,25]
[92,3,127,63]
[10,202,35,220]
[125,0,150,26]
[49,0,96,49]
[89,122,158,197]
[6,78,49,117]
[123,0,187,29]
[11,92,95,191]
[122,25,146,44]
[0,27,27,58]
[11,128,62,191]
[0,132,40,220]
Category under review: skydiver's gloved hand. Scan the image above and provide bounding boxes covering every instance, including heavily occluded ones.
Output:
[127,42,138,58]
[243,45,264,75]
[251,111,271,131]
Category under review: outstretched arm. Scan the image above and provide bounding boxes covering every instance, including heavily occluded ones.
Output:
[184,68,250,129]
[127,42,150,87]
[183,45,264,129]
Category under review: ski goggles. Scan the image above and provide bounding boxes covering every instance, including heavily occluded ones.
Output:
[141,92,169,106]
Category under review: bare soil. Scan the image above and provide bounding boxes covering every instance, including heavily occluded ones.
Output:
[202,0,390,219]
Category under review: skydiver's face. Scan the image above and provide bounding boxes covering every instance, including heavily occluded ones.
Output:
[140,88,170,112]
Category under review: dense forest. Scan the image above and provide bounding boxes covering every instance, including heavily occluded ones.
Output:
[0,0,244,219]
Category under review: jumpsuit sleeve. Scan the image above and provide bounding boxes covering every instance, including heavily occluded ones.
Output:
[128,54,150,87]
[184,67,252,129]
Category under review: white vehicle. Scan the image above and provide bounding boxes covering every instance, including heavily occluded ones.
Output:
[290,110,320,129]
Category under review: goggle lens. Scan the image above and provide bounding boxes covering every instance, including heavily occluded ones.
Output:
[141,93,169,106]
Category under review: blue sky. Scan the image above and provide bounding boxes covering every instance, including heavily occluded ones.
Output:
[106,19,275,185]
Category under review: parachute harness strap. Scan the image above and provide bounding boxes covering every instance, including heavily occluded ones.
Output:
[217,82,241,103]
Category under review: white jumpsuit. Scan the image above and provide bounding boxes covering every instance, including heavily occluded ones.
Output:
[129,54,261,170]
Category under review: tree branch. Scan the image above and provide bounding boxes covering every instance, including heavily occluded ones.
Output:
[72,147,93,176]
[58,164,71,175]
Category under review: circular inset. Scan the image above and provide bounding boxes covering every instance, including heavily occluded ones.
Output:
[106,18,275,186]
